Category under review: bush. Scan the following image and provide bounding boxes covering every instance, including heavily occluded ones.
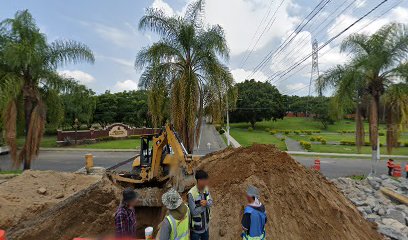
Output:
[269,130,277,135]
[44,128,58,136]
[294,130,300,135]
[248,127,253,132]
[310,136,316,142]
[98,136,116,142]
[280,137,286,141]
[321,139,327,145]
[219,129,225,134]
[284,130,291,135]
[379,132,385,136]
[313,130,321,133]
[340,140,355,146]
[215,125,222,132]
[303,130,312,135]
[265,128,271,132]
[300,141,312,151]
[404,142,408,147]
[128,135,140,139]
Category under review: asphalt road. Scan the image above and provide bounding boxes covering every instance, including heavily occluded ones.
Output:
[1,150,405,178]
[193,120,226,155]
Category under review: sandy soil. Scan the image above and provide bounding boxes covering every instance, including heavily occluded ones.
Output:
[197,144,383,240]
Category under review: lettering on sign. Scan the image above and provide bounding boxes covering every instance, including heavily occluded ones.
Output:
[108,126,128,138]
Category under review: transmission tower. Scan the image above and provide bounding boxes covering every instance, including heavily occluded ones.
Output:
[308,39,320,96]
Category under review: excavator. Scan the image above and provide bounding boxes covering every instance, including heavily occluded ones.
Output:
[108,123,199,192]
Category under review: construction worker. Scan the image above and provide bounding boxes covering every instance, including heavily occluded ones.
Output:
[405,163,408,178]
[158,188,190,240]
[114,188,137,238]
[387,158,394,176]
[241,185,267,240]
[188,170,213,240]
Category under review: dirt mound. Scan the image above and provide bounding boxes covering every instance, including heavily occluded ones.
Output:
[197,144,383,240]
[1,170,121,240]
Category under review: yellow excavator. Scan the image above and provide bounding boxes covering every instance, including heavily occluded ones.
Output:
[108,123,199,191]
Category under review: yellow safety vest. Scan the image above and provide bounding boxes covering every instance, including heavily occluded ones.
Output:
[188,185,212,231]
[166,205,190,240]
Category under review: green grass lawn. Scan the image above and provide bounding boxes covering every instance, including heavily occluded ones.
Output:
[230,117,388,132]
[76,139,139,149]
[16,135,139,149]
[310,144,408,155]
[17,135,58,148]
[230,128,287,150]
[289,134,408,144]
[0,170,23,174]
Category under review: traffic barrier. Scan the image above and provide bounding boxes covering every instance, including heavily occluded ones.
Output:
[0,230,6,240]
[393,164,402,177]
[311,159,321,171]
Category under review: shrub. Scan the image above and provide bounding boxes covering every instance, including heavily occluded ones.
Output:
[284,130,290,135]
[321,139,327,145]
[265,128,271,132]
[128,135,140,139]
[280,137,286,141]
[404,142,408,147]
[300,141,312,151]
[364,141,371,146]
[303,130,312,135]
[215,125,222,132]
[310,136,316,142]
[219,129,225,134]
[340,140,355,146]
[294,130,300,135]
[379,132,385,136]
[313,130,321,133]
[99,136,116,141]
[248,127,253,132]
[269,130,277,135]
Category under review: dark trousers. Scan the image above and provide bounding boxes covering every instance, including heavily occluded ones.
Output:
[406,171,408,178]
[191,230,209,240]
[388,167,393,176]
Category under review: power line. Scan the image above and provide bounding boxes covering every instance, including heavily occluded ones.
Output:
[270,0,390,85]
[247,0,332,79]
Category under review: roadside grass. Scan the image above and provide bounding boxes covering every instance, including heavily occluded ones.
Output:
[0,170,23,174]
[17,135,57,148]
[230,128,287,150]
[230,117,388,132]
[310,144,408,155]
[75,139,138,149]
[289,134,408,144]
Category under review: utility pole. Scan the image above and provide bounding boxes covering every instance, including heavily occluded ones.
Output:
[226,90,230,146]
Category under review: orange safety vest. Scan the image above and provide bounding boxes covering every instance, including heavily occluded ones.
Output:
[405,164,408,172]
[387,160,394,168]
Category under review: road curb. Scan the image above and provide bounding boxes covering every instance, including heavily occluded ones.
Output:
[287,151,408,159]
[39,148,138,152]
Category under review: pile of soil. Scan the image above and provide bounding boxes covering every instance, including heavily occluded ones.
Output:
[197,145,383,240]
[0,170,121,240]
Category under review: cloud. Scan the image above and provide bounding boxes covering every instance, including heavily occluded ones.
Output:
[149,0,299,56]
[231,68,268,83]
[96,54,134,67]
[114,79,138,92]
[58,70,95,84]
[79,21,137,48]
[152,0,174,16]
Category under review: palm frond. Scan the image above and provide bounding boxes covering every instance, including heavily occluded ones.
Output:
[48,39,95,67]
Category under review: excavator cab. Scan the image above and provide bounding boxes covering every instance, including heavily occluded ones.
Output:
[139,135,153,167]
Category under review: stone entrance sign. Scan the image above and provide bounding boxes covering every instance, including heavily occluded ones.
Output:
[108,125,128,138]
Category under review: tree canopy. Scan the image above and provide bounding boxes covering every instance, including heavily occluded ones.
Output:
[230,79,285,128]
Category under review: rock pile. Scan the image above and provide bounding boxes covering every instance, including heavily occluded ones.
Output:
[332,175,408,240]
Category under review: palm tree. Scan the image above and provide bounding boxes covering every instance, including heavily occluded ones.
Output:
[318,23,408,171]
[0,10,94,169]
[136,0,233,152]
[383,83,408,154]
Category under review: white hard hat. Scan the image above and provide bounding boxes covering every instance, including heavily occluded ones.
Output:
[162,188,182,210]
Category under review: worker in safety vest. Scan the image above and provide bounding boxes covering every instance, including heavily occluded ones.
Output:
[158,188,190,240]
[387,159,394,176]
[241,185,267,240]
[188,170,213,240]
[405,163,408,178]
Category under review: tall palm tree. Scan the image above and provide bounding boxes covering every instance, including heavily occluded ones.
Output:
[136,0,233,152]
[0,10,94,169]
[318,23,408,170]
[383,83,408,154]
[317,64,367,153]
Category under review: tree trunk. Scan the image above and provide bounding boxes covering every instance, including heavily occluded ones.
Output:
[22,83,36,170]
[368,94,380,174]
[355,104,365,153]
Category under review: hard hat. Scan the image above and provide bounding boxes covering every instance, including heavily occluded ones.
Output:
[247,185,260,198]
[162,188,182,210]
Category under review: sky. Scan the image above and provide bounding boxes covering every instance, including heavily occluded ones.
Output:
[1,0,408,96]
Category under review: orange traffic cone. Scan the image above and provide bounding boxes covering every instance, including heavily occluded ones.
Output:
[0,229,6,240]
